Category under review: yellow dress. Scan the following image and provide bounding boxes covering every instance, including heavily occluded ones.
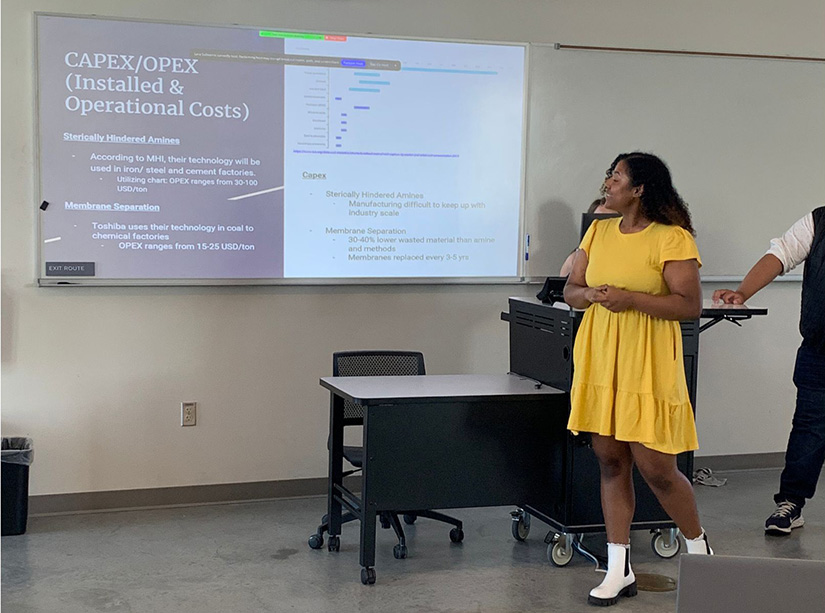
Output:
[567,218,702,455]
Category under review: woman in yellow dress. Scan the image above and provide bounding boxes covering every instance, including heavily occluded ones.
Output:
[563,152,711,607]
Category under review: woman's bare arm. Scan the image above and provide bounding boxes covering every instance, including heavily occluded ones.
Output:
[563,249,606,308]
[594,259,702,320]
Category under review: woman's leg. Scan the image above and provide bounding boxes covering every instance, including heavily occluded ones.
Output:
[589,434,638,605]
[591,434,635,543]
[630,442,702,539]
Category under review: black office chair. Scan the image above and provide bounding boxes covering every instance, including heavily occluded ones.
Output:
[308,350,464,559]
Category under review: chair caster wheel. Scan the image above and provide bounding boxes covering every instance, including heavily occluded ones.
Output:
[393,544,408,559]
[511,509,531,541]
[308,533,324,549]
[403,513,417,525]
[361,567,376,584]
[449,527,464,543]
[328,535,340,552]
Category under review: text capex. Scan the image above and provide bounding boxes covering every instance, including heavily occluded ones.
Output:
[65,52,199,74]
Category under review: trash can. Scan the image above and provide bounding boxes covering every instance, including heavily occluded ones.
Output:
[2,437,34,536]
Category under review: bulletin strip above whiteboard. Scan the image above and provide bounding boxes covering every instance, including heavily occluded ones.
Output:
[523,43,825,280]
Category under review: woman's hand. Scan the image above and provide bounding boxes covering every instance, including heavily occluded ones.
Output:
[712,289,745,304]
[583,285,607,303]
[592,285,635,312]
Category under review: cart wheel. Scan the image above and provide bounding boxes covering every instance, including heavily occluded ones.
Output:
[403,514,417,525]
[548,539,574,567]
[328,535,340,552]
[393,544,408,559]
[651,531,681,558]
[308,533,324,549]
[361,567,376,585]
[449,527,465,543]
[511,511,531,541]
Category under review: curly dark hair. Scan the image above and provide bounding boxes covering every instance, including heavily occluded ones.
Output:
[606,152,695,235]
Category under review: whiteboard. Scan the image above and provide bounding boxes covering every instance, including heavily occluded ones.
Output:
[35,14,527,285]
[523,45,825,280]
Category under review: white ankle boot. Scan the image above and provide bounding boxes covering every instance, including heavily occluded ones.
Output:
[588,543,637,606]
[685,530,714,554]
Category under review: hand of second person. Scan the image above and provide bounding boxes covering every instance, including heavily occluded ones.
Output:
[593,285,634,312]
[712,289,745,304]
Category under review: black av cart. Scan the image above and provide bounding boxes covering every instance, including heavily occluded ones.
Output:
[502,297,767,567]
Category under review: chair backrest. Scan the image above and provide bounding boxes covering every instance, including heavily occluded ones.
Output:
[676,554,825,613]
[333,351,425,423]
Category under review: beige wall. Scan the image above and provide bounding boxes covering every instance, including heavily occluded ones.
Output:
[3,0,824,495]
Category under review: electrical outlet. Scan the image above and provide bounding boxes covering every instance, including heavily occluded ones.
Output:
[181,402,197,426]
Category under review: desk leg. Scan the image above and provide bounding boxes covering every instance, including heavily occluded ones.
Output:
[359,486,377,584]
[359,406,377,584]
[327,393,344,546]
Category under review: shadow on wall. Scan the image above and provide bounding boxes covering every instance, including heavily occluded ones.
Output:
[2,270,15,365]
[533,199,577,275]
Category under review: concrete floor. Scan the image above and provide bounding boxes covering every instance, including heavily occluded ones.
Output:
[3,468,824,613]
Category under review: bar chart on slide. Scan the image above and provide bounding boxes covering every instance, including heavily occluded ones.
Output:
[293,69,330,149]
[287,61,503,158]
[288,67,405,153]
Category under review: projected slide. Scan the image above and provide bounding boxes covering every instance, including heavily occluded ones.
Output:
[36,15,526,282]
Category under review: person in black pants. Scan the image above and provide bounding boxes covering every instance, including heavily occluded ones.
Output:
[714,206,825,535]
